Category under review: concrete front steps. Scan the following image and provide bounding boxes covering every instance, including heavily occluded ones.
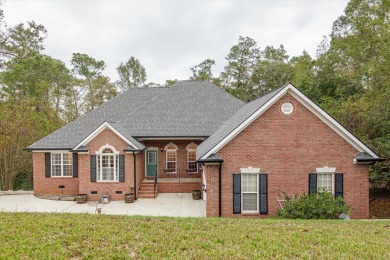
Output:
[138,182,158,199]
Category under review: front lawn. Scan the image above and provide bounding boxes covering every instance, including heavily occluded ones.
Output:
[0,213,389,259]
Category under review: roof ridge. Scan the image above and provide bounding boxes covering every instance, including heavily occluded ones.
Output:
[117,87,170,123]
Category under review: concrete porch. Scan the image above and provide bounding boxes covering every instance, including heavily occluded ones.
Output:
[138,178,202,198]
[0,193,206,217]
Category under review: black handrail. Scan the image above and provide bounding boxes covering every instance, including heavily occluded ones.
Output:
[153,172,158,199]
[160,168,200,182]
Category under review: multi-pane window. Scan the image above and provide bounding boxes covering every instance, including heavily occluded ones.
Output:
[317,173,333,193]
[51,153,72,177]
[165,143,177,173]
[97,148,118,182]
[242,174,258,212]
[186,143,198,172]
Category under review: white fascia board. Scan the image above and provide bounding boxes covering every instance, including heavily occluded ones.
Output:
[287,85,378,158]
[137,137,207,141]
[31,150,71,153]
[201,85,289,159]
[73,122,138,150]
[202,83,378,159]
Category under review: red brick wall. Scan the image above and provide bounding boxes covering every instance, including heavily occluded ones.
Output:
[33,152,79,196]
[204,93,369,219]
[32,131,203,199]
[78,128,135,200]
[142,140,202,179]
[158,182,202,193]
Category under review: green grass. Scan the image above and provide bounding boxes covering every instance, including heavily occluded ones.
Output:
[0,213,389,259]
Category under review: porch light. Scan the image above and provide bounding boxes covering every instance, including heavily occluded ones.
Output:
[160,147,163,152]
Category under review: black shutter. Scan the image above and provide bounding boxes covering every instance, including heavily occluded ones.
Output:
[335,173,343,197]
[72,153,78,178]
[233,174,241,214]
[90,155,96,182]
[44,153,51,178]
[119,155,125,182]
[309,173,317,193]
[259,174,268,214]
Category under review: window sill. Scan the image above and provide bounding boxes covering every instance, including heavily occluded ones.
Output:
[51,176,73,178]
[96,181,119,183]
[241,212,260,216]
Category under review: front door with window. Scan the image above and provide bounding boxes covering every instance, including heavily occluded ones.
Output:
[146,150,157,177]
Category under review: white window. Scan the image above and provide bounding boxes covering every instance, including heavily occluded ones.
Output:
[51,153,72,177]
[317,173,334,193]
[96,145,119,182]
[241,173,258,212]
[186,142,197,172]
[165,142,178,173]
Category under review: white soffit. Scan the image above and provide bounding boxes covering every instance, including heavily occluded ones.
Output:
[74,122,138,150]
[202,83,378,159]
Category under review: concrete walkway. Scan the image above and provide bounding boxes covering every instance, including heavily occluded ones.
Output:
[0,193,206,217]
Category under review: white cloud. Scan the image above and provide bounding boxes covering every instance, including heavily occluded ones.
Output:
[3,0,348,84]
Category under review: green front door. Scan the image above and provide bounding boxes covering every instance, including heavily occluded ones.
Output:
[146,150,158,177]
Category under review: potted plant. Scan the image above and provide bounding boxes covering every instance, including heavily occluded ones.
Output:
[192,190,201,200]
[76,194,87,204]
[125,193,135,203]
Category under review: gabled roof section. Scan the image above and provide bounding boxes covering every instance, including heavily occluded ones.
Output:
[27,80,243,150]
[119,80,244,137]
[197,83,380,160]
[27,87,166,150]
[74,122,145,150]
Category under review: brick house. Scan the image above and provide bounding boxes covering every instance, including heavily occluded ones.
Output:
[27,81,383,218]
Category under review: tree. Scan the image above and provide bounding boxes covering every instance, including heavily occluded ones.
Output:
[290,51,316,100]
[164,79,178,87]
[220,36,261,101]
[1,54,71,117]
[71,53,117,112]
[190,59,216,81]
[0,99,59,190]
[252,45,294,97]
[316,0,390,185]
[0,20,47,64]
[116,57,147,91]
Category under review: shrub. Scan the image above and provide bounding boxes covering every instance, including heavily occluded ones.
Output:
[277,192,349,219]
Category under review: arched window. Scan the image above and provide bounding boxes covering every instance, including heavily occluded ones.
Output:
[96,144,119,182]
[186,142,198,172]
[164,142,178,173]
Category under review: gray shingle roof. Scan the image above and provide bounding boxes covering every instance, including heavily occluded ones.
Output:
[27,87,167,150]
[27,80,243,150]
[197,86,285,159]
[120,80,244,137]
[353,152,385,163]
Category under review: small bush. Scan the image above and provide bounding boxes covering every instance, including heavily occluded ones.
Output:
[277,192,349,219]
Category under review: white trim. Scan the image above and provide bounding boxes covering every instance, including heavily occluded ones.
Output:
[317,172,335,195]
[240,167,260,174]
[316,166,336,173]
[145,148,158,177]
[201,83,378,159]
[74,122,138,150]
[32,150,70,153]
[164,142,178,150]
[186,142,198,172]
[241,173,259,213]
[137,137,207,141]
[95,144,119,155]
[186,142,198,150]
[51,152,73,177]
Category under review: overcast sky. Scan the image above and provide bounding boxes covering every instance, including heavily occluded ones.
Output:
[4,0,349,84]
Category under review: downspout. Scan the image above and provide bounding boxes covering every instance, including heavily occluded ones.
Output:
[133,151,137,200]
[219,162,222,217]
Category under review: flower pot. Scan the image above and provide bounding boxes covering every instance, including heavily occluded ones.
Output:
[76,194,87,204]
[125,193,135,203]
[192,190,201,200]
